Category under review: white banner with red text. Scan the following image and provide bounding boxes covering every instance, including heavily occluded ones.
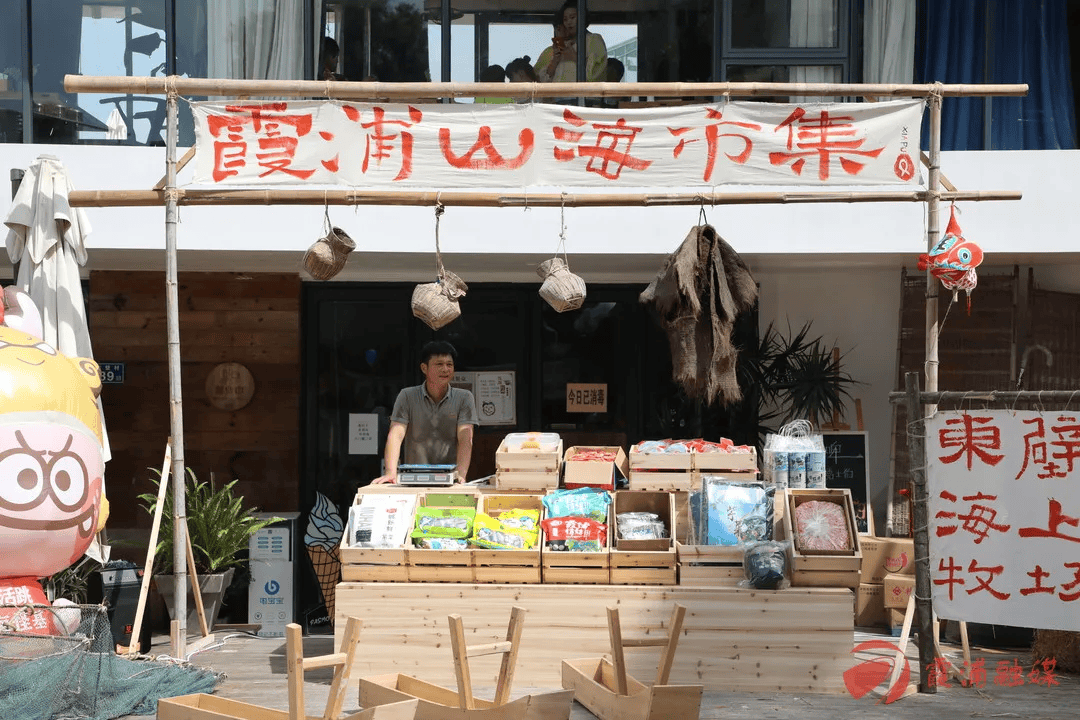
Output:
[928,410,1080,631]
[191,98,923,188]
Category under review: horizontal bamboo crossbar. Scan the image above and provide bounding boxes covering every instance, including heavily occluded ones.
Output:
[67,188,1021,208]
[63,75,1028,100]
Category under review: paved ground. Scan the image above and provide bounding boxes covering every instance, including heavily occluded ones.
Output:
[118,628,1079,719]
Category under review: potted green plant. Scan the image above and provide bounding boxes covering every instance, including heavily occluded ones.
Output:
[139,467,280,631]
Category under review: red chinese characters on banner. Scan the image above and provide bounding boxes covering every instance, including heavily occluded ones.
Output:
[342,105,423,181]
[438,126,535,170]
[1017,499,1080,544]
[553,109,652,180]
[935,490,1011,543]
[1017,415,1080,479]
[207,103,331,182]
[937,413,1005,470]
[769,107,885,181]
[668,108,762,182]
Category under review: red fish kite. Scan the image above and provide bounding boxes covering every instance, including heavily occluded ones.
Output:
[918,204,983,314]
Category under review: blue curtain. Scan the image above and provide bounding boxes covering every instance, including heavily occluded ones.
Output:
[916,0,1076,150]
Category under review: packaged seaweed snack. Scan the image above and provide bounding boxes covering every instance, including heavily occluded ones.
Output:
[702,479,774,545]
[543,487,611,523]
[741,540,790,590]
[494,508,541,532]
[411,506,475,540]
[471,512,539,550]
[541,516,608,552]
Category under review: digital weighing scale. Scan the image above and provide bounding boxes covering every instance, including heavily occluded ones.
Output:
[397,463,458,486]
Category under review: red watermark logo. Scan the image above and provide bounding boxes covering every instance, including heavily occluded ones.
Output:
[846,640,910,703]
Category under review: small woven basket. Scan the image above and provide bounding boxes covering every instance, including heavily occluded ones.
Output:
[303,226,356,280]
[537,257,586,312]
[412,269,469,330]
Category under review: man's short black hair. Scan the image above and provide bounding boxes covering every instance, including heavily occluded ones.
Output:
[420,340,458,365]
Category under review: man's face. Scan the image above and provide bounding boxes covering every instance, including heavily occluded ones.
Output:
[421,354,455,387]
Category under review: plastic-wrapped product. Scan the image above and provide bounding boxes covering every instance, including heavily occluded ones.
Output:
[349,493,418,548]
[616,512,667,540]
[494,508,540,531]
[411,507,475,539]
[806,450,827,489]
[793,500,851,551]
[414,537,470,550]
[788,452,807,489]
[541,516,608,552]
[741,540,790,590]
[543,487,611,522]
[702,479,774,545]
[471,512,539,550]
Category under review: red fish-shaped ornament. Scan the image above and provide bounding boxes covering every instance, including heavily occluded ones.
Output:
[917,204,983,314]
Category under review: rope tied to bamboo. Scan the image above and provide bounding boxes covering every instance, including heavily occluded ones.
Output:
[164,75,179,101]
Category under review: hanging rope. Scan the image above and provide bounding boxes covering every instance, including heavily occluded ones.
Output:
[434,197,446,278]
[557,192,569,265]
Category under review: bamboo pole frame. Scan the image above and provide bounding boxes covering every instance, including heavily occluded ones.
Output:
[61,74,1029,674]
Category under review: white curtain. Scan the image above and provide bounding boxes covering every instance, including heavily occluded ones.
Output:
[863,0,916,93]
[789,0,843,103]
[207,0,305,80]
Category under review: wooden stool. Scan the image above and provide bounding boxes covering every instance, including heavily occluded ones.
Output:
[448,605,526,709]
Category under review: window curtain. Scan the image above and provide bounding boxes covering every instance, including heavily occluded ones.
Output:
[916,0,1076,150]
[207,0,305,80]
[863,0,915,89]
[790,0,843,102]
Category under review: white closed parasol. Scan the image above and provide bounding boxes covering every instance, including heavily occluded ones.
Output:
[4,154,111,464]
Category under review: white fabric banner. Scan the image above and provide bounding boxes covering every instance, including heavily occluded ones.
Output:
[191,99,923,188]
[927,410,1080,631]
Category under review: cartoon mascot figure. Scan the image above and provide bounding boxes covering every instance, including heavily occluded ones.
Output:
[0,287,108,634]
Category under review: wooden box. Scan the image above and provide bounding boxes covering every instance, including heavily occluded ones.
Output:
[563,446,629,491]
[676,542,745,587]
[340,490,418,583]
[610,491,676,585]
[781,488,862,589]
[693,446,758,473]
[629,446,694,491]
[472,493,543,584]
[541,501,612,585]
[494,436,563,491]
[407,491,478,583]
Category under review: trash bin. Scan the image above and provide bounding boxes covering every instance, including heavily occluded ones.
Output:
[88,563,151,653]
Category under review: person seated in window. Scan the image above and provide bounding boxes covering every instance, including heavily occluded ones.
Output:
[320,37,343,81]
[506,56,540,103]
[536,1,607,84]
[474,64,512,104]
[603,57,627,107]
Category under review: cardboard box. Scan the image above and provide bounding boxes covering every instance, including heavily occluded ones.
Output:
[855,583,888,628]
[859,537,915,584]
[883,572,915,609]
[888,607,908,636]
[563,446,629,490]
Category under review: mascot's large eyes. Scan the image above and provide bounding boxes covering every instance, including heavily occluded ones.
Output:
[0,453,46,509]
[49,455,89,510]
[957,248,972,264]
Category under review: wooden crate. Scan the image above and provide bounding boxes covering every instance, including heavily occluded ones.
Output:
[472,494,543,584]
[610,491,676,585]
[340,490,417,583]
[494,437,563,491]
[541,501,612,585]
[407,491,478,583]
[693,447,758,473]
[494,470,560,491]
[676,542,745,587]
[781,488,862,589]
[628,447,693,491]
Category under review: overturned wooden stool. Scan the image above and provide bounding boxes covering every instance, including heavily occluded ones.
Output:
[359,606,574,719]
[561,604,703,720]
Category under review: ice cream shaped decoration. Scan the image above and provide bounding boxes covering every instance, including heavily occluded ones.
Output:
[0,287,107,634]
[917,204,983,315]
[304,491,344,622]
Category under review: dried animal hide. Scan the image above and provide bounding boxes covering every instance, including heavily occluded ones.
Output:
[640,224,757,405]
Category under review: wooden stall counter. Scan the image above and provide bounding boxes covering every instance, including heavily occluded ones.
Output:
[336,582,854,694]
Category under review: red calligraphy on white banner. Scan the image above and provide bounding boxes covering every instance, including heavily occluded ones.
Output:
[770,108,886,181]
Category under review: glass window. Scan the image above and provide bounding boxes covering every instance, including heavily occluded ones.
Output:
[0,1,26,143]
[725,64,844,102]
[729,0,839,50]
[321,0,430,83]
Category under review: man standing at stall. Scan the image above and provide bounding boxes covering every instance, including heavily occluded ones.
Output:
[372,341,477,484]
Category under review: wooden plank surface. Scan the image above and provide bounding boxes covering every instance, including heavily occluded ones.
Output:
[336,583,853,693]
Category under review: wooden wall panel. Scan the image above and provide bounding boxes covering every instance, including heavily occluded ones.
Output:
[90,271,301,528]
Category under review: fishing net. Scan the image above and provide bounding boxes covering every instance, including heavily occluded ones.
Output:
[0,603,222,720]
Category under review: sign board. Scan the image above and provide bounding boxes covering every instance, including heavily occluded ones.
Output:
[348,413,379,455]
[452,371,515,426]
[99,362,125,384]
[822,431,872,534]
[205,362,255,410]
[927,410,1080,631]
[567,383,608,413]
[192,99,924,189]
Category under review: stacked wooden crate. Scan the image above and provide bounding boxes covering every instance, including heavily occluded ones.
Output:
[340,487,417,582]
[472,493,543,584]
[628,447,694,491]
[610,491,677,585]
[541,522,611,584]
[675,543,745,587]
[407,490,479,582]
[780,488,862,589]
[494,434,563,491]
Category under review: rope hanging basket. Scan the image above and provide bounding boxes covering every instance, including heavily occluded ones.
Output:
[303,225,356,280]
[537,257,586,312]
[412,203,468,330]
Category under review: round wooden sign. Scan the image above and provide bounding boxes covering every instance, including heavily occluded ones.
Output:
[205,363,255,411]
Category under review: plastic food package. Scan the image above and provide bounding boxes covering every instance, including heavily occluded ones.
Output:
[616,512,668,540]
[411,507,475,539]
[763,420,825,489]
[541,516,608,552]
[415,537,469,550]
[543,487,611,522]
[494,508,540,531]
[702,479,774,546]
[348,493,417,548]
[794,500,851,551]
[471,512,539,550]
[741,540,790,590]
[502,432,561,453]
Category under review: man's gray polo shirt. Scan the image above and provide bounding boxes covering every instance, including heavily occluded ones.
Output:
[391,384,478,465]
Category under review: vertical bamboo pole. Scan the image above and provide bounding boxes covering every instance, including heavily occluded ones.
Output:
[925,91,942,400]
[165,81,188,659]
[905,372,936,693]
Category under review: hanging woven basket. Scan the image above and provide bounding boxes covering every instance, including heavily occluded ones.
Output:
[303,226,356,281]
[412,269,469,330]
[537,257,586,312]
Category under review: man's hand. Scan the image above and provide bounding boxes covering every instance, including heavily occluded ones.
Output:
[370,474,397,485]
